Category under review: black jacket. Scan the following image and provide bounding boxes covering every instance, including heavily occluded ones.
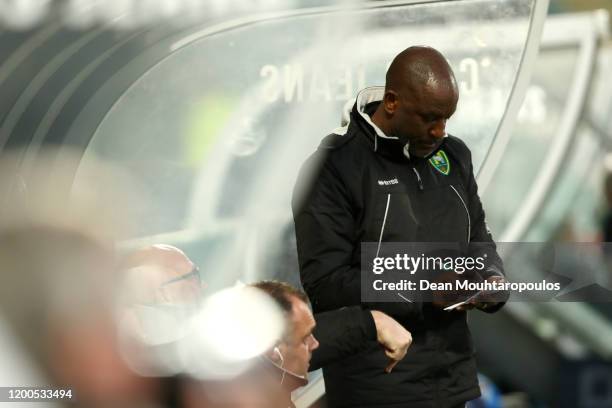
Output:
[312,306,376,371]
[292,87,505,408]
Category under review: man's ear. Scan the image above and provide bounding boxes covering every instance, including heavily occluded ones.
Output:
[383,90,399,114]
[265,345,284,366]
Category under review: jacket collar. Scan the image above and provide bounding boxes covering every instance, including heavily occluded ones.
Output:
[349,87,410,162]
[348,86,446,162]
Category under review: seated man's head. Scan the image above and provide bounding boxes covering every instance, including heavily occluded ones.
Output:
[250,281,319,380]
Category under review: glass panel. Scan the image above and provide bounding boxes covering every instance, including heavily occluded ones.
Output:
[76,0,536,286]
[483,46,580,235]
[525,44,612,325]
[526,123,602,242]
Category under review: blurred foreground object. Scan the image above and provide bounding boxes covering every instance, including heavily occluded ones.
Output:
[0,148,158,407]
[117,244,288,407]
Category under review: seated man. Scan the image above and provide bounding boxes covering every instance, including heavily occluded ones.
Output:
[251,280,413,407]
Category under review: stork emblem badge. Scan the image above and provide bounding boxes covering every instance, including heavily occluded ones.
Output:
[429,150,450,175]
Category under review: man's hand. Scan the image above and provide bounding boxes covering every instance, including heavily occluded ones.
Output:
[370,310,412,373]
[456,275,507,311]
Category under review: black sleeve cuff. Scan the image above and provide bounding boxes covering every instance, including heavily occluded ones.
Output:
[360,309,377,341]
[310,306,377,370]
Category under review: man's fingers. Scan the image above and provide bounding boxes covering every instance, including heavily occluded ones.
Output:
[457,301,480,311]
[385,358,399,373]
[371,311,413,372]
[385,346,407,360]
[384,348,403,373]
[384,345,409,373]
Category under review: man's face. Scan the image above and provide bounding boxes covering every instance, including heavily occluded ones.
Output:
[390,83,458,158]
[278,296,319,378]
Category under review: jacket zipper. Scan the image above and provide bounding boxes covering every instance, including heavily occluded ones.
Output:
[450,185,471,242]
[412,167,423,191]
[375,193,391,258]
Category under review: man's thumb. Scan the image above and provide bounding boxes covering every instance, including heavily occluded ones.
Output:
[385,358,399,373]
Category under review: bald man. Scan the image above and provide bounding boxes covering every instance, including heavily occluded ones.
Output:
[121,243,202,305]
[292,47,508,407]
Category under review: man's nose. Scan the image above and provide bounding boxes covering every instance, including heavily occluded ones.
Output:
[310,335,320,351]
[429,119,447,139]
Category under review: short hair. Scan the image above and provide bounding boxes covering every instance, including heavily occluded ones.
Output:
[386,46,457,97]
[250,280,309,315]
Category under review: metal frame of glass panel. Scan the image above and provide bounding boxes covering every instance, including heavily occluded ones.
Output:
[474,13,612,398]
[475,0,549,190]
[463,20,612,404]
[496,11,612,361]
[500,11,608,243]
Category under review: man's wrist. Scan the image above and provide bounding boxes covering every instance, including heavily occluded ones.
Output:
[363,309,378,341]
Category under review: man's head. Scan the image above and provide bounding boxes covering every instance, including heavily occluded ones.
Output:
[374,46,459,157]
[121,244,202,304]
[250,281,319,379]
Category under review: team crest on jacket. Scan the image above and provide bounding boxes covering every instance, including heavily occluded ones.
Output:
[429,150,450,175]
